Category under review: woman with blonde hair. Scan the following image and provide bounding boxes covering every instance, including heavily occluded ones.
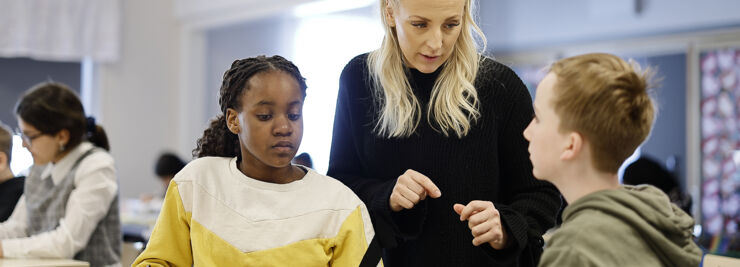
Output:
[328,0,561,266]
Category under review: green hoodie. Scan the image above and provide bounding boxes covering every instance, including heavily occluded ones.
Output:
[539,185,702,267]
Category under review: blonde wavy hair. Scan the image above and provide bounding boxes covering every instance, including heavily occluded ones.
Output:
[368,0,486,138]
[550,53,657,173]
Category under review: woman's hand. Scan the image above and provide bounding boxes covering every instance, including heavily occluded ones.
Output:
[389,169,441,212]
[454,201,510,250]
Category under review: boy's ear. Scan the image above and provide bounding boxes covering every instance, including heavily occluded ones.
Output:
[560,131,583,161]
[225,108,240,134]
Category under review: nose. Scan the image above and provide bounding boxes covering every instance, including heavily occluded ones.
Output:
[523,120,533,141]
[273,115,293,137]
[426,28,443,52]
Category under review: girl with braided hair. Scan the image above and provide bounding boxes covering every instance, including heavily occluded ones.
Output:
[134,55,376,266]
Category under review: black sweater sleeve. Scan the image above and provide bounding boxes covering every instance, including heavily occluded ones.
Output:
[328,57,425,248]
[480,64,562,265]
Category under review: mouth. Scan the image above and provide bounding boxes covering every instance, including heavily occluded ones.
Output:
[272,141,294,152]
[421,54,440,62]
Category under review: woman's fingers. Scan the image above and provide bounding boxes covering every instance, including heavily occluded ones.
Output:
[390,169,441,211]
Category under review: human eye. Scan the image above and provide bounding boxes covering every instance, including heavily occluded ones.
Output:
[410,22,426,28]
[445,22,460,29]
[256,114,272,121]
[288,113,302,121]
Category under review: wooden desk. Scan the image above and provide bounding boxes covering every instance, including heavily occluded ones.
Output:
[0,259,88,267]
[702,254,740,267]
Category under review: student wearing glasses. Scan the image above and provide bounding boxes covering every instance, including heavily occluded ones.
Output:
[0,82,120,266]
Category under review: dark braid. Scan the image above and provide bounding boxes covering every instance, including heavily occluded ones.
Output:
[193,55,307,158]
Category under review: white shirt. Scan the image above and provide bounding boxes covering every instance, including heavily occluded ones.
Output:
[0,142,118,261]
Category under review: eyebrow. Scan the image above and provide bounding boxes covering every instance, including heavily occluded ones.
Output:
[408,15,460,21]
[255,100,303,106]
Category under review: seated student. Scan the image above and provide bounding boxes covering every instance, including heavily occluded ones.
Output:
[0,83,120,266]
[522,53,702,266]
[623,155,693,214]
[133,55,376,266]
[154,152,186,196]
[0,122,24,222]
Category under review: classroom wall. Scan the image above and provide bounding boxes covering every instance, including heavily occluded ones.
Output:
[479,0,740,52]
[96,0,184,198]
[205,14,294,119]
[0,59,81,128]
[638,53,688,190]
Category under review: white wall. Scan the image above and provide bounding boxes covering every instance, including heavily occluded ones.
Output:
[96,0,185,198]
[480,0,740,52]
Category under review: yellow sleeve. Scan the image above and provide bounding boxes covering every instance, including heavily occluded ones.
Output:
[330,204,382,267]
[133,182,193,267]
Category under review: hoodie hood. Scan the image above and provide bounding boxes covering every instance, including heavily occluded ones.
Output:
[563,184,702,266]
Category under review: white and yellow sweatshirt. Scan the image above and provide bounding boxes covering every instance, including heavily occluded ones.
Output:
[133,157,376,267]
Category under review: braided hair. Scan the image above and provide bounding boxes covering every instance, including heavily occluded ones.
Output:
[193,55,307,158]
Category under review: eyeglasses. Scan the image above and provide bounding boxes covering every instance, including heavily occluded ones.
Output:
[15,128,45,145]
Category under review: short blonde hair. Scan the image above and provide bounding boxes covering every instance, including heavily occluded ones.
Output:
[368,0,486,138]
[550,53,656,173]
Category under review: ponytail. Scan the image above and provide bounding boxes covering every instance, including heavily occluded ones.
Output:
[86,117,110,151]
[192,115,240,158]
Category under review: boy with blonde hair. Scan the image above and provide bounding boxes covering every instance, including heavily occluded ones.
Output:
[523,53,702,266]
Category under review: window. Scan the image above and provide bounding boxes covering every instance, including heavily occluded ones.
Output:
[292,13,383,173]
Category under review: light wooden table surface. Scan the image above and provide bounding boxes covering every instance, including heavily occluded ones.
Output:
[0,259,88,267]
[702,254,740,267]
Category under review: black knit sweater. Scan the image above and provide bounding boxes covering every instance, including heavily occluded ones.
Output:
[328,53,561,267]
[0,176,24,222]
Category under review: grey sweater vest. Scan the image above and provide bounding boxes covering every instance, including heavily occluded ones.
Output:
[25,149,121,266]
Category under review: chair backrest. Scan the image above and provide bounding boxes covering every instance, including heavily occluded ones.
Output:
[702,254,740,267]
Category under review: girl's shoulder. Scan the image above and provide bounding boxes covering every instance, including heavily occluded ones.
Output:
[76,143,115,171]
[172,156,231,182]
[304,170,366,208]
